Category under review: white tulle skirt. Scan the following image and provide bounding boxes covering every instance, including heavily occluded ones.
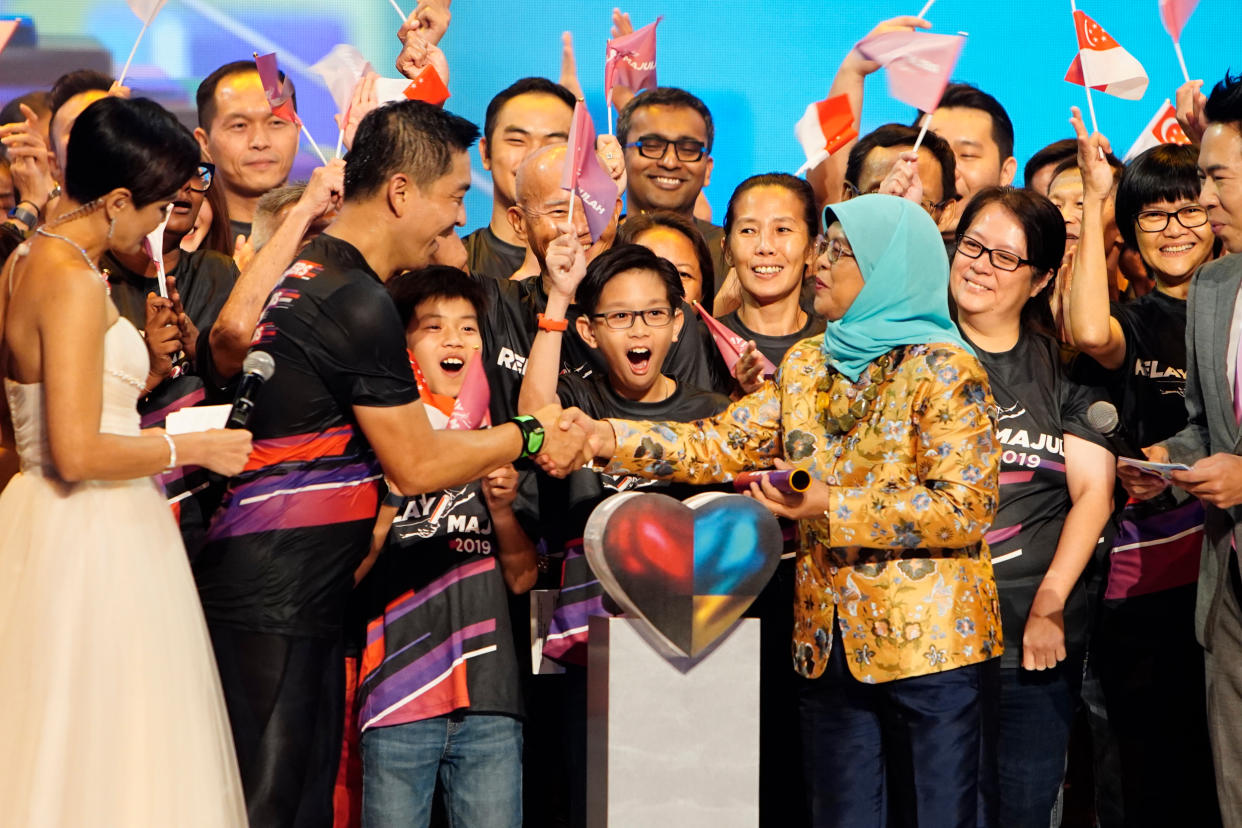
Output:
[0,471,246,827]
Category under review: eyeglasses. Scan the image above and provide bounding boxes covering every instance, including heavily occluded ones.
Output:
[189,163,215,193]
[1136,204,1208,233]
[625,136,707,162]
[589,307,675,329]
[814,235,855,264]
[842,179,952,219]
[956,235,1033,272]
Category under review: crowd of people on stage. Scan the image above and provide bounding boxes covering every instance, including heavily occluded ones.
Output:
[4,4,1242,827]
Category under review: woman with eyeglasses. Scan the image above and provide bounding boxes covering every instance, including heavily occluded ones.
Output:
[1067,117,1222,827]
[553,194,1003,827]
[710,173,825,397]
[948,184,1116,828]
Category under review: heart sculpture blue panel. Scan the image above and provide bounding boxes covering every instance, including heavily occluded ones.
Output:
[584,491,784,660]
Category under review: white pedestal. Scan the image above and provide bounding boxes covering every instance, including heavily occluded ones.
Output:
[586,615,760,828]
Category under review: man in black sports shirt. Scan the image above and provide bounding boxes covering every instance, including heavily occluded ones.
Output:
[194,100,590,827]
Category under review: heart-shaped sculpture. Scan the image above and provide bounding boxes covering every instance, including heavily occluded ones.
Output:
[584,491,783,660]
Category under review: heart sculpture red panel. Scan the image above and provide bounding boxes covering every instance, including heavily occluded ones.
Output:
[584,491,783,659]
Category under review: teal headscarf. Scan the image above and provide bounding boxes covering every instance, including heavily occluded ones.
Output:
[820,194,972,381]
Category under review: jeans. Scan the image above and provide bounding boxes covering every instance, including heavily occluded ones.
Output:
[799,626,990,828]
[983,659,1082,828]
[361,712,523,828]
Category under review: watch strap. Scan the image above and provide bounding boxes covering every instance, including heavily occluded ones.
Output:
[510,414,545,459]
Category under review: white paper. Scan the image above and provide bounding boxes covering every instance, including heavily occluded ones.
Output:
[164,404,230,435]
[1118,457,1191,480]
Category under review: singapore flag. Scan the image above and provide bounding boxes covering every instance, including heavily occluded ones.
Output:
[1123,99,1192,162]
[1064,10,1149,101]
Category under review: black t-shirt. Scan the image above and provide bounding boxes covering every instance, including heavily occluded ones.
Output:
[463,225,526,282]
[195,234,419,637]
[1083,290,1189,448]
[229,218,251,243]
[474,272,717,422]
[695,218,728,308]
[969,328,1112,668]
[718,309,826,373]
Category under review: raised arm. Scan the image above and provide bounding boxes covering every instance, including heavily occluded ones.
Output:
[518,230,586,414]
[1065,107,1126,367]
[209,160,345,380]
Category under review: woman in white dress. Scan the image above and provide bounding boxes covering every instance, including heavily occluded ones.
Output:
[0,96,251,826]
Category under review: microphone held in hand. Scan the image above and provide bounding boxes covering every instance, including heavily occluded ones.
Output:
[734,468,812,495]
[1085,400,1140,459]
[226,351,276,430]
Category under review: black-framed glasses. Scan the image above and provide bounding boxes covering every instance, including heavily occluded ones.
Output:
[189,163,215,193]
[625,136,707,162]
[1136,204,1208,233]
[814,235,855,264]
[956,235,1033,272]
[589,307,675,329]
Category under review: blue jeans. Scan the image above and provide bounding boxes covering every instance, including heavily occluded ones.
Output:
[361,712,523,828]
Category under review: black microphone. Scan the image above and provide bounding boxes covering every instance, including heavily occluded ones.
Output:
[1086,400,1140,459]
[226,351,276,429]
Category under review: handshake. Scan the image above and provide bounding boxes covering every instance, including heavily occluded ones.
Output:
[527,405,619,478]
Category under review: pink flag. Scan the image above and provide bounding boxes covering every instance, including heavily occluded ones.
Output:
[854,30,965,113]
[126,0,168,22]
[0,20,19,56]
[311,44,372,117]
[605,17,662,105]
[692,302,778,379]
[1122,98,1191,162]
[1064,10,1149,101]
[560,102,618,243]
[446,354,491,430]
[254,52,300,124]
[793,93,858,175]
[1159,0,1199,41]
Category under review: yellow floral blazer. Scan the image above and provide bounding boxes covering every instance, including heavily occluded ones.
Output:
[604,339,1003,683]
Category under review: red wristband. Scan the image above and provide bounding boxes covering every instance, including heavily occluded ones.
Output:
[537,313,568,332]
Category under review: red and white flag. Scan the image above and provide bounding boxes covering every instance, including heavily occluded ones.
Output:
[311,44,372,117]
[794,94,857,176]
[605,17,661,106]
[561,102,618,243]
[1064,10,1148,101]
[0,20,19,56]
[254,52,300,124]
[1122,98,1191,162]
[1159,0,1199,42]
[692,302,778,379]
[401,64,450,106]
[854,30,965,113]
[126,0,168,23]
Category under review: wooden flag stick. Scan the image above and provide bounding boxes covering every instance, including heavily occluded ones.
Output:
[117,14,154,87]
[334,128,345,159]
[916,0,936,19]
[911,116,931,153]
[388,0,407,22]
[1173,41,1190,84]
[566,185,577,232]
[300,121,330,166]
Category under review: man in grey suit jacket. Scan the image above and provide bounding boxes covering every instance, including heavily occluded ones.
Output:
[1122,72,1242,824]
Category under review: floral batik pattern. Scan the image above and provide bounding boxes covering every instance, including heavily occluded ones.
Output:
[605,339,1003,683]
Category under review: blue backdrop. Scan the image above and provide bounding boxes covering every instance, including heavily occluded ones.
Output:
[6,0,1239,227]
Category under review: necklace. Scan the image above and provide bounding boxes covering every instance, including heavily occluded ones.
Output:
[815,348,904,435]
[35,228,110,295]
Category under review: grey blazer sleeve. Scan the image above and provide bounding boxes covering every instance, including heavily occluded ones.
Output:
[1161,263,1212,466]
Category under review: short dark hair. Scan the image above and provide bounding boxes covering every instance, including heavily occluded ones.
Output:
[1114,143,1203,250]
[49,70,113,128]
[618,209,716,295]
[845,123,957,202]
[1205,71,1242,130]
[576,243,684,315]
[723,172,819,239]
[64,97,199,209]
[345,101,480,200]
[0,91,51,129]
[616,87,714,152]
[929,83,1015,161]
[196,60,296,130]
[955,186,1065,335]
[386,265,488,329]
[482,77,576,147]
[1023,138,1077,191]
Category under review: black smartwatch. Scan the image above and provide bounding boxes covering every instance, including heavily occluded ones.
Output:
[510,414,545,459]
[7,202,38,229]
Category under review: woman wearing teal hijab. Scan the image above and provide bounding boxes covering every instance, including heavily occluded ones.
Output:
[556,194,1003,827]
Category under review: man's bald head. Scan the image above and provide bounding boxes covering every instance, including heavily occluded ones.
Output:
[514,144,568,207]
